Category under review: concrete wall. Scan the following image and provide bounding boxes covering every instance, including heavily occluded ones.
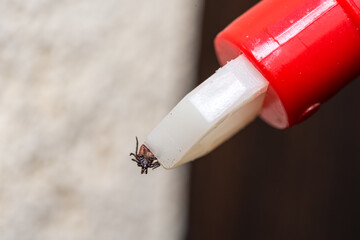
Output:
[0,0,202,239]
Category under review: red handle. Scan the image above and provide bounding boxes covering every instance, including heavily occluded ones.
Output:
[215,0,360,128]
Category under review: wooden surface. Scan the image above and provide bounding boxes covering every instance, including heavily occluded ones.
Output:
[186,0,360,239]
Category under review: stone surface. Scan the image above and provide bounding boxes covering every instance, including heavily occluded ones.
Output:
[0,0,201,239]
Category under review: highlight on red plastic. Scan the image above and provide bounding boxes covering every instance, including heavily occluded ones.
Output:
[215,0,360,128]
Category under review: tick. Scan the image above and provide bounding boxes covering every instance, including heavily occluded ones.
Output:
[129,137,160,174]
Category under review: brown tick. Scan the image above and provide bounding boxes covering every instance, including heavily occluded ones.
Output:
[129,137,160,174]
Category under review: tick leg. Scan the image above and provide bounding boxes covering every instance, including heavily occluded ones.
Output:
[131,158,140,163]
[151,162,161,170]
[135,136,139,154]
[129,153,137,157]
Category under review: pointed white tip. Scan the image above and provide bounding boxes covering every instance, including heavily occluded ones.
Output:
[145,54,268,169]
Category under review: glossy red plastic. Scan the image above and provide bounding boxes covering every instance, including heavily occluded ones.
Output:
[215,0,360,128]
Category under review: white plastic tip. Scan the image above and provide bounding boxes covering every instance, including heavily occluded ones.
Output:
[145,54,268,169]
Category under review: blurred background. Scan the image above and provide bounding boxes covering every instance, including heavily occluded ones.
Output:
[0,0,201,239]
[0,0,359,240]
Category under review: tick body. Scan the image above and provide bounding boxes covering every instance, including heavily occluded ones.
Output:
[129,137,160,174]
